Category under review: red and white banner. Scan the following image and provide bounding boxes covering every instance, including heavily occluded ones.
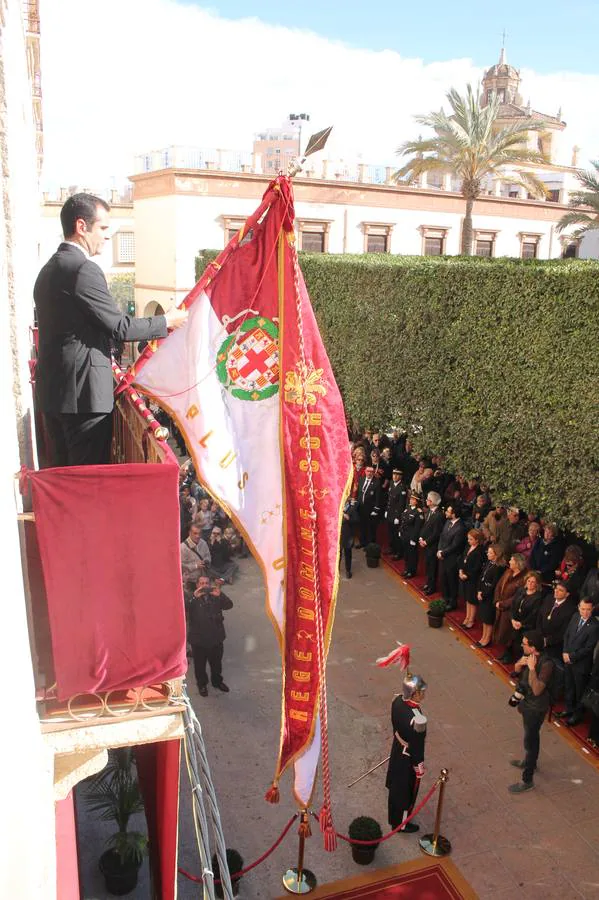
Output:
[130,177,351,805]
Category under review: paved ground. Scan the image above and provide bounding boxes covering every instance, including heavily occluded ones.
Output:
[176,552,599,900]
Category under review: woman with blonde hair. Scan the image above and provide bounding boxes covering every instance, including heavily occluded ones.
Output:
[476,543,506,648]
[459,529,486,629]
[493,553,529,660]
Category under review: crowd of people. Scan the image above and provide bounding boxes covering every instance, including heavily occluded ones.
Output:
[348,428,599,754]
[178,462,248,697]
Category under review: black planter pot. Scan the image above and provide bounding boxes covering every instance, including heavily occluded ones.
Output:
[351,843,377,865]
[99,849,141,896]
[427,613,444,629]
[366,557,380,568]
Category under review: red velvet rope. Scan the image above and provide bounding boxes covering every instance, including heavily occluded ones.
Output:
[312,779,439,845]
[178,813,298,885]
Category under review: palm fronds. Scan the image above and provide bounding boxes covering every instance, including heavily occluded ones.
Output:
[557,161,599,235]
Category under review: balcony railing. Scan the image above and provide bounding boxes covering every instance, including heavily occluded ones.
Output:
[27,356,184,732]
[112,361,179,466]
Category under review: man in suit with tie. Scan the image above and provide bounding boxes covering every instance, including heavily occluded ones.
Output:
[537,582,577,660]
[436,505,467,611]
[418,492,445,595]
[357,465,381,547]
[34,193,188,466]
[557,598,599,726]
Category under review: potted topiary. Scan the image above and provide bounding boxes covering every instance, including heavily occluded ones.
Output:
[365,542,382,568]
[84,748,148,896]
[427,598,447,628]
[348,815,382,865]
[212,848,244,898]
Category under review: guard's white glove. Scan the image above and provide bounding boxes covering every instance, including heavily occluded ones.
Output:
[394,518,399,525]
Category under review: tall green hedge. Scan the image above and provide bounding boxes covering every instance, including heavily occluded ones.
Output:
[196,250,599,538]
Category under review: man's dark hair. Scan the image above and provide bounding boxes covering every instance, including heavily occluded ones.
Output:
[60,192,110,238]
[525,630,545,654]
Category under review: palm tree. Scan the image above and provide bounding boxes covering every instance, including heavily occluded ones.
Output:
[395,85,549,255]
[557,161,599,238]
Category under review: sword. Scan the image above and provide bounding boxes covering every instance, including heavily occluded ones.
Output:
[347,755,390,788]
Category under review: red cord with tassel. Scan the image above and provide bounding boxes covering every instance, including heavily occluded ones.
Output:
[264,781,280,804]
[318,803,337,852]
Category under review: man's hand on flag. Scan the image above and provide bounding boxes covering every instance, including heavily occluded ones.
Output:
[165,307,189,330]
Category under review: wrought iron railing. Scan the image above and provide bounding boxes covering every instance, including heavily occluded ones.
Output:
[111,361,179,466]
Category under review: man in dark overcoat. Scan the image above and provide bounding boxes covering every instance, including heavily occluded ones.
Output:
[418,492,445,594]
[357,465,381,546]
[188,575,233,696]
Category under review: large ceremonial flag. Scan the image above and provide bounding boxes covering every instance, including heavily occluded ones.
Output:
[129,176,352,808]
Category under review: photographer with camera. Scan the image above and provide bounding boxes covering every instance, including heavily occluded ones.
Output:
[507,631,554,793]
[187,574,233,697]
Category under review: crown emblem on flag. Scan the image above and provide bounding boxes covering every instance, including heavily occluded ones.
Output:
[284,362,327,406]
[216,316,280,401]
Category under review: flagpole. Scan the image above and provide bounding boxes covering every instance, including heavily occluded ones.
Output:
[282,809,317,894]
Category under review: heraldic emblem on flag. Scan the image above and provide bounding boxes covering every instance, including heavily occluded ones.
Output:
[126,175,352,825]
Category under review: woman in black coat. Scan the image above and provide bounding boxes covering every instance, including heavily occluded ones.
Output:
[459,529,486,628]
[476,543,506,648]
[506,570,544,663]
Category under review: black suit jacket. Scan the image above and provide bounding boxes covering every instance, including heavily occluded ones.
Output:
[537,596,577,652]
[34,243,168,414]
[562,613,599,672]
[387,482,408,522]
[357,476,381,515]
[420,507,445,547]
[438,518,466,560]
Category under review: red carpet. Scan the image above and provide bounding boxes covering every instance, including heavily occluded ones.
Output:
[278,858,478,899]
[382,546,599,763]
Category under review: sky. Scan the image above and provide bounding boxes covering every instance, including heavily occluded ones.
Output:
[39,0,599,190]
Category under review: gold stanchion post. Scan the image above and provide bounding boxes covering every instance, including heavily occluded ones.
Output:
[419,768,451,857]
[282,810,317,894]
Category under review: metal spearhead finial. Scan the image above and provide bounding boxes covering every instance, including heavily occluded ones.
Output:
[288,126,333,177]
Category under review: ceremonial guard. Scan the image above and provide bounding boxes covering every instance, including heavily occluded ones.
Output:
[376,645,427,833]
[386,469,408,559]
[399,494,423,577]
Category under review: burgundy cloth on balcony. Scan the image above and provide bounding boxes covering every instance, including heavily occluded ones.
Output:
[29,463,187,700]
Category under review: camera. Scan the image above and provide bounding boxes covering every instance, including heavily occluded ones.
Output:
[508,689,524,708]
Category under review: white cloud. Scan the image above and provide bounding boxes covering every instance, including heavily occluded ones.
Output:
[39,0,599,189]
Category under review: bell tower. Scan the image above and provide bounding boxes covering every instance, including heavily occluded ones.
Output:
[481,45,523,107]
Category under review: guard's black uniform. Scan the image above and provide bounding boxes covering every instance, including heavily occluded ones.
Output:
[387,481,408,557]
[399,505,423,575]
[386,697,427,828]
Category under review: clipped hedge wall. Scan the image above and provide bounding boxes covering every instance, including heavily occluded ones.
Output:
[196,250,599,539]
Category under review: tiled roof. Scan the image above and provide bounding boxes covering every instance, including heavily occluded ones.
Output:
[496,103,565,126]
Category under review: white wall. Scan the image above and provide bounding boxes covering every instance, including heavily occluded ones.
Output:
[580,229,599,259]
[0,2,57,897]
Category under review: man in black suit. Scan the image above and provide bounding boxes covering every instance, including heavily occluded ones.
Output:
[436,505,467,611]
[418,492,444,595]
[537,582,577,660]
[557,598,599,725]
[357,465,381,547]
[386,468,408,559]
[34,193,188,466]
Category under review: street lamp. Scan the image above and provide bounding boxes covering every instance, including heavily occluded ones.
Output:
[289,112,310,157]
